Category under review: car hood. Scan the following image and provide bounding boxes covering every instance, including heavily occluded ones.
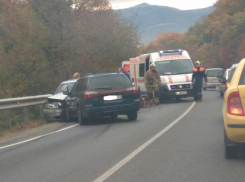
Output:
[48,93,67,101]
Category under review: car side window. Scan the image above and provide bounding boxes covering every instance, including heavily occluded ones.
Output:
[74,79,87,96]
[239,65,245,85]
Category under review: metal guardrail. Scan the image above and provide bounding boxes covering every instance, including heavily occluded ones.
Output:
[0,94,52,110]
[0,94,52,128]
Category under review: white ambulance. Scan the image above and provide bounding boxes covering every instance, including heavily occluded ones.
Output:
[129,49,194,100]
[122,61,130,72]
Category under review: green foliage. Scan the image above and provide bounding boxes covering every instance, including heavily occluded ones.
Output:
[144,0,245,69]
[0,0,140,98]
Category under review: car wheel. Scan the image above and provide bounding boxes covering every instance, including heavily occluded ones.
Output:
[62,107,70,122]
[110,113,118,119]
[224,129,238,159]
[127,111,137,121]
[220,92,224,97]
[203,87,206,91]
[225,146,238,159]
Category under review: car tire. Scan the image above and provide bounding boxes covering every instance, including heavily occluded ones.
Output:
[203,87,206,91]
[224,129,238,159]
[220,92,224,97]
[225,146,238,159]
[127,111,137,121]
[110,113,118,119]
[77,106,87,125]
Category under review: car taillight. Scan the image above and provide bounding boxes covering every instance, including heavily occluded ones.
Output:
[84,91,100,99]
[226,82,230,89]
[124,87,138,94]
[227,91,244,116]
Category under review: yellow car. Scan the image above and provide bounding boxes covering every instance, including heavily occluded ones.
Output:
[223,59,245,158]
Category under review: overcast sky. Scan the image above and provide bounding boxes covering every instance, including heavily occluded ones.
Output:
[109,0,218,10]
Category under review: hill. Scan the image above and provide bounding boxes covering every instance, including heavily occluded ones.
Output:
[116,3,215,44]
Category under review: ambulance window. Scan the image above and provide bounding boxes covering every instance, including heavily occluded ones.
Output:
[139,64,145,77]
[146,57,150,71]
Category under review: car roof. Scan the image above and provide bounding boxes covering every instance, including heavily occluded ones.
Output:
[230,63,239,69]
[81,72,123,79]
[61,79,77,84]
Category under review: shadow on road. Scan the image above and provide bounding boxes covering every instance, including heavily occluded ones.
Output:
[80,116,134,126]
[160,98,194,105]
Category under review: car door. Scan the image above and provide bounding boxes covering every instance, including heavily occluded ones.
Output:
[68,78,87,117]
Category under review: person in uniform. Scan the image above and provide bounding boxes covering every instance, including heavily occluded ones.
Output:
[144,63,161,105]
[192,61,207,101]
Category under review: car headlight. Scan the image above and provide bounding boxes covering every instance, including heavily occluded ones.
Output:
[45,102,59,109]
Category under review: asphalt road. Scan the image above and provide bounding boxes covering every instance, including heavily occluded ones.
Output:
[1,90,245,182]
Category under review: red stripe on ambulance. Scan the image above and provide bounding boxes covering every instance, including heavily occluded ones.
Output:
[185,75,190,82]
[134,64,137,88]
[168,76,173,83]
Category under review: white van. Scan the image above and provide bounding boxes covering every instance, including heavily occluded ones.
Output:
[129,49,194,100]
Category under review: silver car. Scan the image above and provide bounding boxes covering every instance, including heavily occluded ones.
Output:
[44,79,77,122]
[216,64,238,97]
[203,68,224,90]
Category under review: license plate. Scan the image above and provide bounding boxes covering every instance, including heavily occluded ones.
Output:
[175,91,187,95]
[104,95,122,101]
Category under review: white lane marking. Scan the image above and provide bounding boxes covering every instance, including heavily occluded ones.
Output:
[93,102,196,182]
[0,124,79,150]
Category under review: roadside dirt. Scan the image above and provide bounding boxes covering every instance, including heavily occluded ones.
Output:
[0,120,76,146]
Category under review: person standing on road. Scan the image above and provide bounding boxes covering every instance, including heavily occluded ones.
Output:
[192,61,207,101]
[144,63,161,105]
[118,67,131,81]
[73,72,80,79]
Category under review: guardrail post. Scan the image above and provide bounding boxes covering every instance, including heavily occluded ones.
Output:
[23,107,29,123]
[5,110,11,128]
[39,104,44,119]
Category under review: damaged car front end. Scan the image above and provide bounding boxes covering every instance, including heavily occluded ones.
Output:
[44,79,77,122]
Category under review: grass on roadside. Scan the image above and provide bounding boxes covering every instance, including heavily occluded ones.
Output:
[0,119,47,137]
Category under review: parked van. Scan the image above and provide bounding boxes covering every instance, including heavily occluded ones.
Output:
[203,68,224,90]
[129,49,194,100]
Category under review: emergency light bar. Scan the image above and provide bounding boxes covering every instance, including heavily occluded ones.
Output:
[158,49,184,55]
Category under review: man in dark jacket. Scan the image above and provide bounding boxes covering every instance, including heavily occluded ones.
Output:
[192,61,207,101]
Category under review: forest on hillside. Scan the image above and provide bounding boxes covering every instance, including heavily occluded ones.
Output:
[0,0,140,98]
[143,0,245,70]
[1,0,245,99]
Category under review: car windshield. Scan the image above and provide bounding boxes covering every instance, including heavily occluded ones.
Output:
[55,82,75,94]
[155,59,193,75]
[88,75,132,91]
[206,69,224,78]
